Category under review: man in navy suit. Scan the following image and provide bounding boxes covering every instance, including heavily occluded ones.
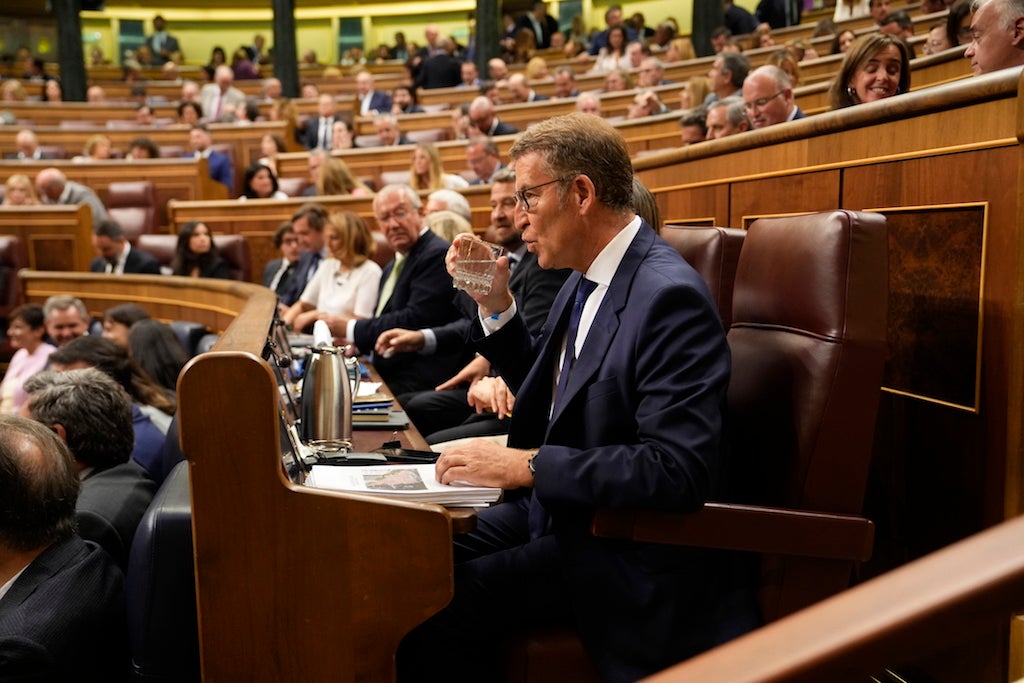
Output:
[397,113,756,682]
[324,184,466,396]
[303,93,345,150]
[89,220,162,275]
[355,70,392,116]
[507,73,550,103]
[742,65,806,129]
[188,124,234,192]
[469,96,519,137]
[0,414,128,681]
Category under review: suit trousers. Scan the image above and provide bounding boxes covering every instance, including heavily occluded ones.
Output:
[396,495,574,682]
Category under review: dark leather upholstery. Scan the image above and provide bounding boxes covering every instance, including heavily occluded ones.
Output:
[661,225,745,329]
[137,234,252,282]
[507,210,889,680]
[0,236,27,320]
[169,320,209,357]
[126,461,200,683]
[107,180,160,244]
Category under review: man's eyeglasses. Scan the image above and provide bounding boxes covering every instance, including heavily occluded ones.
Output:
[376,207,409,224]
[744,90,785,111]
[513,176,574,211]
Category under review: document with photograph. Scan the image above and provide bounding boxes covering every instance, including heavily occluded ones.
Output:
[304,463,502,506]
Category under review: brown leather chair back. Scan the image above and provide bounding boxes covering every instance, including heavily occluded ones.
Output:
[137,234,251,282]
[660,225,745,329]
[107,180,160,244]
[728,210,888,619]
[0,236,28,319]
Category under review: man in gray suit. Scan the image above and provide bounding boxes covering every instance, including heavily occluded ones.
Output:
[0,414,128,681]
[21,369,157,571]
[34,167,110,229]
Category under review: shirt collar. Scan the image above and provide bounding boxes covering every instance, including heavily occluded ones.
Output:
[584,214,642,288]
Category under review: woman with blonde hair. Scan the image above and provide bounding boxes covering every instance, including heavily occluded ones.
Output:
[283,211,382,332]
[767,49,801,88]
[316,157,373,196]
[75,133,113,163]
[409,142,469,192]
[664,37,696,63]
[603,68,634,92]
[2,174,40,206]
[1,80,26,102]
[524,56,550,80]
[680,75,711,110]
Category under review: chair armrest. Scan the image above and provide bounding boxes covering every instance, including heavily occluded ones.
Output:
[592,503,874,562]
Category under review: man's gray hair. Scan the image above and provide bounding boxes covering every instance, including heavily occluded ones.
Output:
[43,295,88,321]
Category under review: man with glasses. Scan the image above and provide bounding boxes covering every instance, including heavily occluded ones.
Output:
[326,184,466,395]
[398,113,754,682]
[741,64,805,129]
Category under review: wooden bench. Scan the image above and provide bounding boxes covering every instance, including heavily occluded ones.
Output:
[0,157,225,229]
[0,206,94,272]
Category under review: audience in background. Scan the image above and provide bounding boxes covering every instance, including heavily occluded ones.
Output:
[410,142,470,191]
[127,320,189,394]
[0,305,56,414]
[2,174,40,206]
[240,162,288,200]
[101,303,151,349]
[43,296,90,348]
[171,221,230,279]
[680,106,709,144]
[317,157,373,196]
[262,222,302,297]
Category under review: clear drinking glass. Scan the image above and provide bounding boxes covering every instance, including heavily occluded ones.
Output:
[453,237,506,295]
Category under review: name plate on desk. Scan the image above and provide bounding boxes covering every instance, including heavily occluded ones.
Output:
[352,409,410,430]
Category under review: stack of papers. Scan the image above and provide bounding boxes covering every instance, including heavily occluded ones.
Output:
[304,464,502,507]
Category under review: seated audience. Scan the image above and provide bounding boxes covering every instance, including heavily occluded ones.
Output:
[507,73,549,103]
[627,89,669,119]
[832,29,858,54]
[374,113,413,146]
[74,134,113,163]
[465,136,506,185]
[262,221,302,298]
[469,96,518,136]
[21,369,157,571]
[424,189,472,222]
[0,414,128,680]
[6,130,48,161]
[170,221,230,279]
[43,296,90,348]
[0,305,55,414]
[829,33,912,109]
[35,168,111,228]
[2,174,40,206]
[330,118,357,151]
[391,85,425,115]
[768,48,801,87]
[665,36,697,62]
[410,142,470,191]
[965,0,1024,74]
[0,79,27,102]
[576,92,604,116]
[680,106,709,144]
[101,303,151,349]
[240,162,289,200]
[834,0,871,20]
[283,211,382,333]
[705,96,752,139]
[89,220,162,275]
[742,65,805,128]
[42,78,62,103]
[591,25,630,72]
[127,320,189,393]
[552,66,579,98]
[706,52,750,105]
[524,56,549,80]
[602,68,634,92]
[177,100,203,125]
[924,22,954,54]
[317,157,373,196]
[128,135,161,160]
[425,209,473,243]
[681,75,712,110]
[948,0,973,47]
[188,124,234,191]
[258,132,287,176]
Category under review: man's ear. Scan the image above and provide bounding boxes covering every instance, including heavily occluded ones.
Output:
[1014,17,1024,47]
[574,174,597,214]
[50,423,67,443]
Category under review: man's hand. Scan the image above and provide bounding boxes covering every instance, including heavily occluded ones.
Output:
[435,439,534,489]
[375,328,426,357]
[435,355,491,391]
[466,376,515,418]
[446,235,514,317]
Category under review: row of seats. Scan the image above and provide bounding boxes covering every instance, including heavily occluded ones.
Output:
[126,211,889,682]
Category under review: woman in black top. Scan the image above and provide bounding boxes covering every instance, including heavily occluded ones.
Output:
[171,221,230,279]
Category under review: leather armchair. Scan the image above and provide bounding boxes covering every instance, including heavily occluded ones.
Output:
[107,180,160,244]
[660,225,745,329]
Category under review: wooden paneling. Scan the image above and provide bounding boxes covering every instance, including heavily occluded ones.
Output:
[0,206,93,272]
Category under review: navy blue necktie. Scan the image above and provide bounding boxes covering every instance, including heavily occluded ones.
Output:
[553,277,596,412]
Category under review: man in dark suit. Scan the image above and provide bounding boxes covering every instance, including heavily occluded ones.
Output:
[507,73,550,103]
[354,70,392,116]
[303,93,344,150]
[469,96,519,137]
[262,221,302,298]
[324,184,465,396]
[413,37,464,90]
[0,414,128,681]
[89,220,162,275]
[22,369,157,571]
[588,4,639,55]
[515,1,560,49]
[188,124,234,192]
[145,14,180,65]
[465,137,506,185]
[281,203,330,307]
[397,113,756,682]
[382,168,570,443]
[742,65,806,129]
[4,128,57,160]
